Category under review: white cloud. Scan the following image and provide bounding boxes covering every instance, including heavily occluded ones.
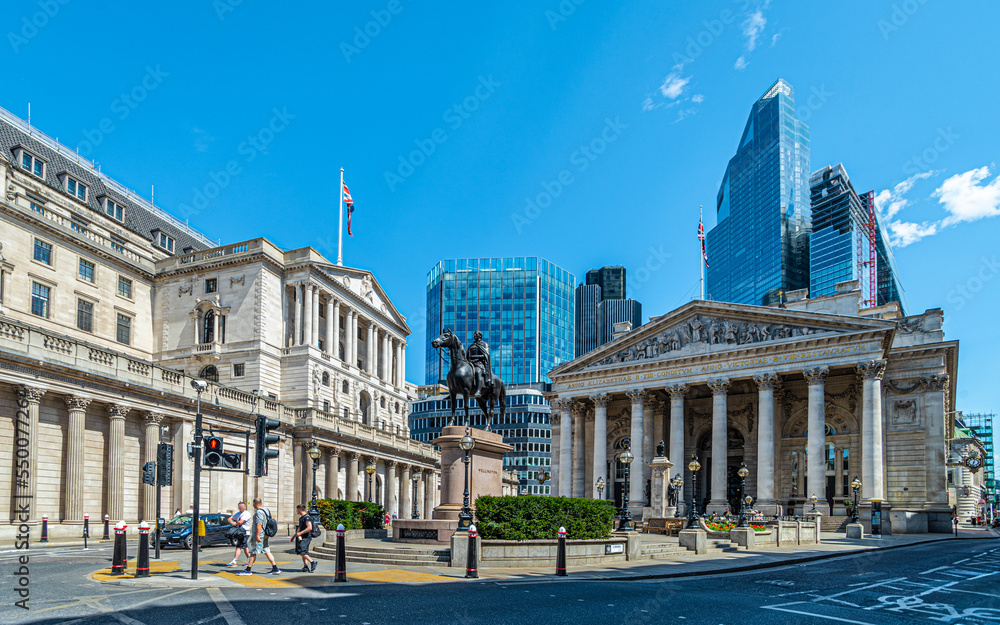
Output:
[734,56,748,71]
[642,97,655,112]
[659,70,690,99]
[691,94,704,104]
[887,220,939,247]
[191,127,215,153]
[875,170,939,220]
[742,10,767,51]
[934,166,1000,227]
[770,31,783,47]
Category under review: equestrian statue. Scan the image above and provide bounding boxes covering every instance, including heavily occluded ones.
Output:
[430,329,506,431]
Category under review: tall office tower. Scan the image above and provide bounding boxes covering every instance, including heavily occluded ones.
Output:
[574,283,601,356]
[963,413,997,508]
[597,299,642,345]
[425,257,575,386]
[586,266,626,301]
[707,79,811,306]
[810,164,908,313]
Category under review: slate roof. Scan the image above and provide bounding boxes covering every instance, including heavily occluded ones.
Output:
[0,106,214,253]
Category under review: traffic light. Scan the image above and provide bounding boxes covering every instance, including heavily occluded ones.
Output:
[157,443,173,486]
[221,452,241,469]
[204,436,223,467]
[255,415,280,477]
[142,461,156,485]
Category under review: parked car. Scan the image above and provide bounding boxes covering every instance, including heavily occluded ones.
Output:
[155,513,237,549]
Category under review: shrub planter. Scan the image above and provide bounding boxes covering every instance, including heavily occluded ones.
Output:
[478,537,628,568]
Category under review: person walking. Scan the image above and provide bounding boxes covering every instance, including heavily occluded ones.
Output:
[226,502,252,568]
[290,505,317,572]
[237,498,280,576]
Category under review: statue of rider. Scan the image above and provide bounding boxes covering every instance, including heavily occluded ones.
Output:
[467,330,492,395]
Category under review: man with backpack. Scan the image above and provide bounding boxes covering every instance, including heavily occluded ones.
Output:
[237,498,280,576]
[290,504,318,572]
[226,501,252,568]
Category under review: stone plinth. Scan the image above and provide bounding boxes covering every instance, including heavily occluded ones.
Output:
[730,527,755,550]
[679,528,707,554]
[846,522,864,539]
[648,456,674,519]
[392,519,458,544]
[432,426,513,522]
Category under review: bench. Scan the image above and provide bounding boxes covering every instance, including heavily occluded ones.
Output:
[644,518,684,536]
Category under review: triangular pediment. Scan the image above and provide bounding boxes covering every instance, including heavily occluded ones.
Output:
[316,265,411,334]
[551,300,894,377]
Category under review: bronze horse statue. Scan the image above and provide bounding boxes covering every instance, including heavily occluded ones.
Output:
[430,329,506,430]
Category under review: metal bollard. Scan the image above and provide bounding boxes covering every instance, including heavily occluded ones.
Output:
[954,517,959,537]
[111,523,125,575]
[121,522,128,566]
[556,526,567,577]
[83,514,90,550]
[135,522,151,578]
[102,514,110,541]
[466,524,478,579]
[40,515,49,543]
[334,524,347,583]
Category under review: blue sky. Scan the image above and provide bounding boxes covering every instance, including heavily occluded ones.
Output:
[5,1,998,420]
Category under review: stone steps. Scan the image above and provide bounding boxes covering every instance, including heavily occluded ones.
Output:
[313,542,451,565]
[820,516,850,532]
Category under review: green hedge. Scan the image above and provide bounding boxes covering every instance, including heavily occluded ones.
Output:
[316,499,385,530]
[474,495,615,540]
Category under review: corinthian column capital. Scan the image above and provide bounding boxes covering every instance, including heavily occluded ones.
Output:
[18,385,46,403]
[106,404,131,420]
[707,378,731,395]
[65,396,93,411]
[803,367,829,385]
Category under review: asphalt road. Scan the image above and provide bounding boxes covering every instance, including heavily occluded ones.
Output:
[2,538,999,625]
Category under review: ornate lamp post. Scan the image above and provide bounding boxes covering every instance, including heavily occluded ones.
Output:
[686,454,702,529]
[596,477,606,500]
[458,433,475,530]
[411,472,421,519]
[670,474,683,518]
[809,494,819,515]
[618,444,635,531]
[736,462,750,528]
[307,444,322,520]
[850,477,862,524]
[537,470,550,496]
[365,461,376,503]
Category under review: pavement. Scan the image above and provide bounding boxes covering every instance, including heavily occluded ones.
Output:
[87,525,1000,588]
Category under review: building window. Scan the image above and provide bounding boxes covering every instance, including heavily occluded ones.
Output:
[203,310,215,343]
[205,278,217,293]
[77,299,94,332]
[116,313,132,345]
[104,198,124,221]
[31,282,50,318]
[29,202,44,215]
[395,402,399,414]
[157,232,175,253]
[343,407,349,420]
[322,372,330,386]
[323,400,330,412]
[380,397,386,409]
[70,220,87,235]
[233,363,245,377]
[118,276,133,298]
[199,365,219,383]
[21,151,44,177]
[79,259,95,283]
[33,239,52,265]
[342,380,349,393]
[66,176,87,201]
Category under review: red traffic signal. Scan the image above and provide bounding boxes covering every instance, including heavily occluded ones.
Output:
[204,436,223,466]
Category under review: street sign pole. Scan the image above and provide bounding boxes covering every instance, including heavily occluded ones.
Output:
[191,393,204,580]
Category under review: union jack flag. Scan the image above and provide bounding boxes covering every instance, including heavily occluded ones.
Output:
[343,182,355,236]
[698,220,709,268]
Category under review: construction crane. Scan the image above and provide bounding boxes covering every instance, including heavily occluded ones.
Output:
[856,190,878,308]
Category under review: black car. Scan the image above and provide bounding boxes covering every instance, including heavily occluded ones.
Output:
[156,513,238,549]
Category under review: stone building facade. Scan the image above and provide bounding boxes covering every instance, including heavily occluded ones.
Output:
[546,284,957,534]
[0,107,439,540]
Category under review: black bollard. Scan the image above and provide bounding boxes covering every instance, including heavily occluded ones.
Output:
[954,517,959,537]
[40,515,49,543]
[466,524,478,579]
[121,522,129,567]
[334,524,347,583]
[556,526,567,577]
[102,514,110,541]
[135,522,150,578]
[111,523,124,575]
[83,514,90,550]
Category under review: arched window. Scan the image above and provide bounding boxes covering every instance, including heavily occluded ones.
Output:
[321,372,330,386]
[394,402,399,414]
[199,365,219,383]
[380,397,386,409]
[203,310,215,344]
[342,380,349,393]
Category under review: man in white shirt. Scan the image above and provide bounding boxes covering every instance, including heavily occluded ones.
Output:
[226,502,252,567]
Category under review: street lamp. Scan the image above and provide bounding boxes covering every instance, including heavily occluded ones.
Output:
[537,470,550,497]
[596,477,606,500]
[458,433,475,530]
[189,378,207,581]
[686,454,702,529]
[411,472,420,519]
[850,476,862,524]
[307,444,322,519]
[618,444,635,531]
[670,474,683,518]
[809,494,819,515]
[737,462,750,528]
[365,461,376,503]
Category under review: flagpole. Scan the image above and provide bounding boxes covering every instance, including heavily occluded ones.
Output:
[699,204,705,300]
[337,167,344,266]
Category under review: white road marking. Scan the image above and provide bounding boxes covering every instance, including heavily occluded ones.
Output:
[761,602,875,625]
[112,613,147,625]
[207,588,246,625]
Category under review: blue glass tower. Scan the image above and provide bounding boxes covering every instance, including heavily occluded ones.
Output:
[707,79,811,306]
[425,257,575,385]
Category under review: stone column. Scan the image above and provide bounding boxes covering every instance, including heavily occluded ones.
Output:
[804,367,829,506]
[383,333,391,381]
[106,404,130,521]
[557,400,573,497]
[300,283,310,347]
[64,395,91,523]
[707,379,730,510]
[399,343,406,385]
[590,394,609,499]
[549,412,561,497]
[308,286,317,347]
[422,472,433,519]
[752,374,778,509]
[347,453,360,502]
[284,284,294,347]
[325,297,335,355]
[385,460,397,520]
[642,398,655,492]
[858,360,886,501]
[367,322,375,374]
[571,403,585,497]
[326,449,339,500]
[667,384,691,506]
[347,310,356,366]
[923,374,950,507]
[625,389,646,514]
[400,464,412,519]
[142,412,164,522]
[213,307,220,344]
[834,446,844,498]
[293,441,304,507]
[394,341,402,386]
[332,301,342,360]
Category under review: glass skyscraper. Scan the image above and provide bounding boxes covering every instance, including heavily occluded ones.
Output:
[707,79,811,306]
[425,257,575,385]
